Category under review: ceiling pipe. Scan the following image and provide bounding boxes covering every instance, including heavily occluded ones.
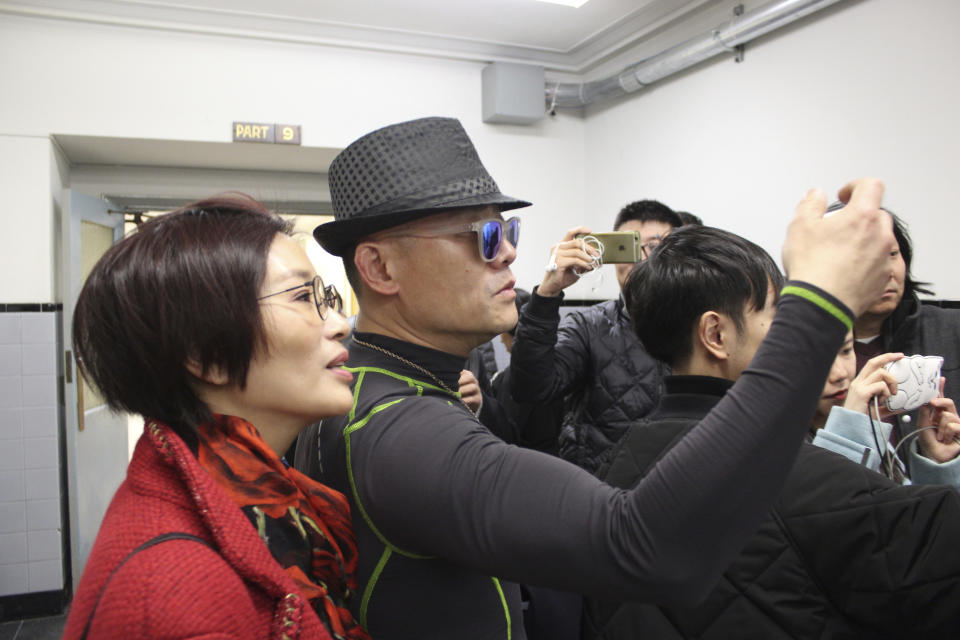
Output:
[547,0,847,110]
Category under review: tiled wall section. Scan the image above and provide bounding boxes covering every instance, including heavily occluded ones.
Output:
[0,307,64,597]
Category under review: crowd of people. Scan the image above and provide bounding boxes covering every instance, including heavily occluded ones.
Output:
[63,116,960,639]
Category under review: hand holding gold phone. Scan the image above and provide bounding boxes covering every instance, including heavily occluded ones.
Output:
[575,231,641,263]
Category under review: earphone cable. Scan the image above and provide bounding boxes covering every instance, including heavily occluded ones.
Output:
[868,396,900,481]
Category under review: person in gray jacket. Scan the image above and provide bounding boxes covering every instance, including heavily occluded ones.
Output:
[510,200,680,473]
[853,211,960,474]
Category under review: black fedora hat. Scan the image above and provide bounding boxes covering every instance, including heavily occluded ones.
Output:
[314,117,531,257]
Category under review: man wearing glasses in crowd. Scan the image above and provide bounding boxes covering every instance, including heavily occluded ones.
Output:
[296,116,895,640]
[510,200,682,474]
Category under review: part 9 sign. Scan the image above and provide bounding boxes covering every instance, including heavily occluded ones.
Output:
[233,122,302,145]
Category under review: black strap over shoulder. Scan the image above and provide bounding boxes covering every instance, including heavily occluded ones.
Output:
[79,532,215,640]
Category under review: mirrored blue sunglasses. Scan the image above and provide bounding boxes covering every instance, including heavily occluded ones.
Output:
[375,216,520,262]
[473,217,521,261]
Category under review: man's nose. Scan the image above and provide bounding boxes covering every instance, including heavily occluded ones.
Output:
[497,234,518,265]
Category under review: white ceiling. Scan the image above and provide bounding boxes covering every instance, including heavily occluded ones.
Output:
[27,0,774,176]
[0,0,723,73]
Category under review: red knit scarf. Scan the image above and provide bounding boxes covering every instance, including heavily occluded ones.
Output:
[196,415,369,640]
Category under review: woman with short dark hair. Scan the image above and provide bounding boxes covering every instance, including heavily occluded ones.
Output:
[63,196,369,640]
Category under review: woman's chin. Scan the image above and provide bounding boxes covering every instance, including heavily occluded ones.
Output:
[328,383,356,417]
[813,405,833,426]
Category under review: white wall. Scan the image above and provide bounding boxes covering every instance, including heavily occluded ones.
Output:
[0,13,585,301]
[2,0,959,303]
[0,136,55,303]
[583,0,960,300]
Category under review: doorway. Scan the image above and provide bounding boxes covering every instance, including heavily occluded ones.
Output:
[56,134,343,590]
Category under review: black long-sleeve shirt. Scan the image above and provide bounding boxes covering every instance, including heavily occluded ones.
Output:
[300,281,853,640]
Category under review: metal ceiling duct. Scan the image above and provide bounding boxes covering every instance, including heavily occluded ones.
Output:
[547,0,847,109]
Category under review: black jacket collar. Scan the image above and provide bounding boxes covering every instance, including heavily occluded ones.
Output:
[649,375,733,421]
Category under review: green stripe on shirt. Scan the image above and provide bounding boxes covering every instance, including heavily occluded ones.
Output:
[780,285,853,331]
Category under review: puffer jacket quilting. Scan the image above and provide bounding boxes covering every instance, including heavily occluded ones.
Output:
[510,291,667,473]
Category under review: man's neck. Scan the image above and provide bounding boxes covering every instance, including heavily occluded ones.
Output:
[673,355,735,382]
[854,313,885,339]
[354,311,476,358]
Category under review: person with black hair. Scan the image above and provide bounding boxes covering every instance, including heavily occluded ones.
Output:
[63,196,368,640]
[510,200,681,473]
[584,225,960,639]
[296,116,897,640]
[853,210,960,474]
[675,210,703,226]
[810,331,960,486]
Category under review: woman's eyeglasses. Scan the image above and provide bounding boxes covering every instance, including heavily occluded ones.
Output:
[374,216,521,262]
[258,275,344,320]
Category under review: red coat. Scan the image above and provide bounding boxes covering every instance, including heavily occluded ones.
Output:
[64,420,336,639]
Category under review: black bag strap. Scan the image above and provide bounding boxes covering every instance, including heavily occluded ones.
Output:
[79,532,214,640]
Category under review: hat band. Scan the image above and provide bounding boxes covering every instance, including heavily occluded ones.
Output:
[338,176,505,221]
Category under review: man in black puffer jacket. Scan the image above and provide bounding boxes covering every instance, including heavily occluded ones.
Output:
[510,200,680,473]
[584,225,960,639]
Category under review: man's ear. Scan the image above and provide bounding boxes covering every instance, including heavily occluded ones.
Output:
[354,241,401,296]
[185,357,229,386]
[697,311,730,361]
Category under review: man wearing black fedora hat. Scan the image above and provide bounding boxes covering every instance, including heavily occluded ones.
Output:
[296,116,896,640]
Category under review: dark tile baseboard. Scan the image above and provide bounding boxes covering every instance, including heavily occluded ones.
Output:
[562,298,960,309]
[0,303,62,312]
[0,590,67,623]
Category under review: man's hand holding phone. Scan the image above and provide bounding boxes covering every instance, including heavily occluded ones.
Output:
[575,231,642,264]
[539,227,601,297]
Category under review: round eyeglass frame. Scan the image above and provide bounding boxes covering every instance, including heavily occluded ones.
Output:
[258,275,344,320]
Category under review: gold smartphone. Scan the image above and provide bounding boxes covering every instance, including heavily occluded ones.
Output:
[576,231,640,263]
